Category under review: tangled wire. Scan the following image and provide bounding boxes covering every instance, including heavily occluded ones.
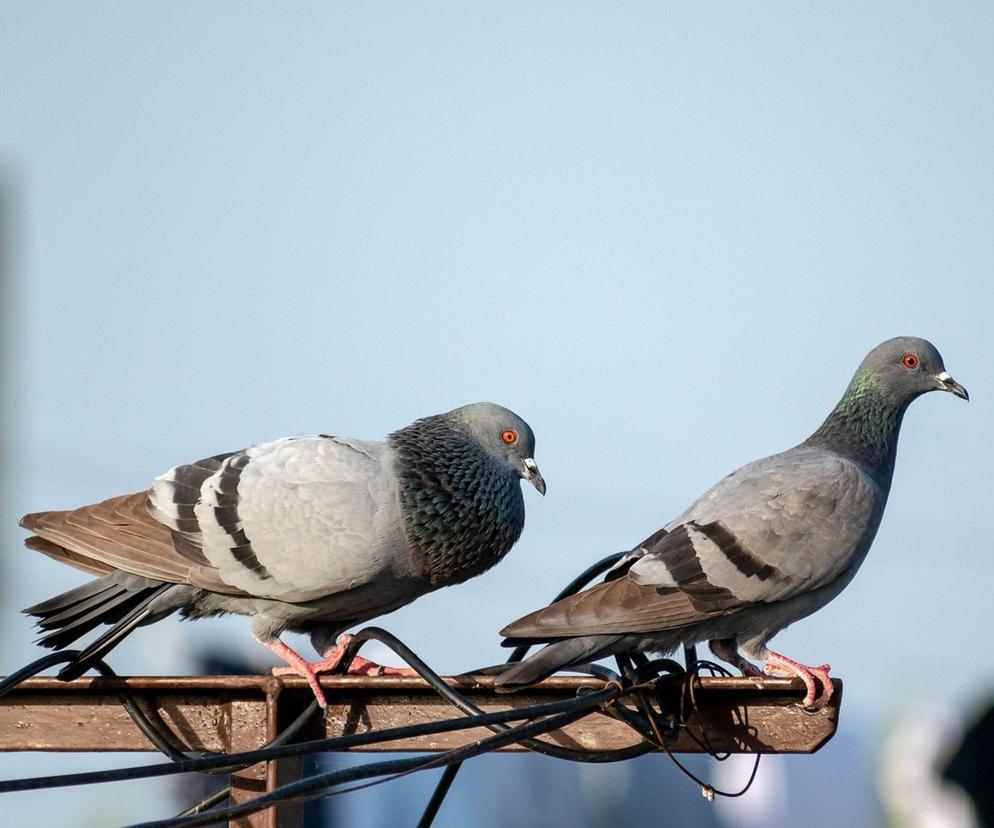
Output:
[0,554,763,827]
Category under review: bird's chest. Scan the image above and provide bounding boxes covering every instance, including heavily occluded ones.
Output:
[400,464,525,587]
[745,472,885,587]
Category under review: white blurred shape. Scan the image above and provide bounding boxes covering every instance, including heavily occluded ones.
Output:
[880,703,977,828]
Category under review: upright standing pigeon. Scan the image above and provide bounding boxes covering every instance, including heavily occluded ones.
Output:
[496,338,966,706]
[21,402,545,707]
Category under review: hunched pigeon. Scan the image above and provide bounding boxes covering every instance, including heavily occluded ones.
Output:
[22,402,545,707]
[496,337,967,706]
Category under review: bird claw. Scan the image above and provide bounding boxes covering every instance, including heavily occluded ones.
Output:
[267,662,329,708]
[335,656,416,677]
[270,641,416,680]
[763,652,834,708]
[261,633,416,709]
[257,637,329,708]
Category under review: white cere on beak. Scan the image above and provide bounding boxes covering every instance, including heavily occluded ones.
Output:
[936,371,952,382]
[523,458,538,476]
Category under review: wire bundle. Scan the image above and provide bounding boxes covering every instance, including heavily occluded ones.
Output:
[0,553,761,827]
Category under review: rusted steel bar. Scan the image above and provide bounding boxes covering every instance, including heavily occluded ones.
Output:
[0,673,841,828]
[0,674,841,755]
[225,680,302,828]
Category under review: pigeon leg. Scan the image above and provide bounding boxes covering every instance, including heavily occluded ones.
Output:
[271,633,417,680]
[257,637,329,708]
[762,651,833,707]
[709,638,763,677]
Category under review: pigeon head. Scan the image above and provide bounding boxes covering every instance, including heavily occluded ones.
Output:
[446,402,546,495]
[858,336,969,405]
[389,402,544,586]
[806,336,968,489]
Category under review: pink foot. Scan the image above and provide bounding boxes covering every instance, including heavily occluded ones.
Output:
[271,653,416,678]
[334,655,418,678]
[763,651,833,707]
[265,634,417,705]
[258,637,329,708]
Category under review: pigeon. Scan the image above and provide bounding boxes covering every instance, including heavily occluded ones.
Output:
[496,337,967,706]
[21,402,545,708]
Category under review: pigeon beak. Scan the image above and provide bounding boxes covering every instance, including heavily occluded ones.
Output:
[933,371,969,401]
[522,458,547,495]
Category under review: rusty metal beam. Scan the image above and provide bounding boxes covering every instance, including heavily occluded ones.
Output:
[0,673,841,827]
[0,673,840,754]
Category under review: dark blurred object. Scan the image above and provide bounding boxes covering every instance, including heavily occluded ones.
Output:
[943,701,994,827]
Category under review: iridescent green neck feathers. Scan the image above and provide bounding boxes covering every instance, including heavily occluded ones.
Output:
[804,368,909,490]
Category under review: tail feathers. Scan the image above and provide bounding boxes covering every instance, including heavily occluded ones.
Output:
[35,585,134,628]
[23,576,173,679]
[57,592,169,681]
[24,578,118,618]
[35,588,153,650]
[494,634,624,691]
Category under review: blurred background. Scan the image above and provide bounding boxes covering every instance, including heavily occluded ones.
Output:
[1,3,991,826]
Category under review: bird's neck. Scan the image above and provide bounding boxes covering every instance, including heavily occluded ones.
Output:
[803,369,908,491]
[388,417,525,587]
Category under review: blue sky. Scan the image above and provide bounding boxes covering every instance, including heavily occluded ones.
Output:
[1,3,991,825]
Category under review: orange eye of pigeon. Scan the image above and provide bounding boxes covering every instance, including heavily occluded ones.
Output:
[902,354,919,369]
[500,429,518,445]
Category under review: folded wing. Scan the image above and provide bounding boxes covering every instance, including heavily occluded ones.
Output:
[22,435,407,604]
[503,447,883,641]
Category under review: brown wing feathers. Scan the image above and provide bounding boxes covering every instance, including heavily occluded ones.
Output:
[501,524,751,641]
[23,492,252,597]
[24,536,114,577]
[501,577,721,639]
[21,492,198,584]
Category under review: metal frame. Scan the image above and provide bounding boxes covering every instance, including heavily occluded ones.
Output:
[0,673,841,827]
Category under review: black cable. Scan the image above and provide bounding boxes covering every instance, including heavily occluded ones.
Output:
[0,633,639,795]
[614,651,641,685]
[128,692,617,828]
[0,647,323,816]
[390,629,641,761]
[2,615,758,825]
[0,651,82,696]
[0,685,629,793]
[416,548,746,824]
[418,551,627,827]
[0,651,203,762]
[609,661,763,800]
[338,627,641,764]
[0,606,655,827]
[172,565,633,826]
[174,787,228,819]
[170,699,321,816]
[506,552,625,663]
[417,765,460,828]
[636,657,686,680]
[683,643,699,666]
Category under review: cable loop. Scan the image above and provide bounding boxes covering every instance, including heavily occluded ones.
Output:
[0,551,765,825]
